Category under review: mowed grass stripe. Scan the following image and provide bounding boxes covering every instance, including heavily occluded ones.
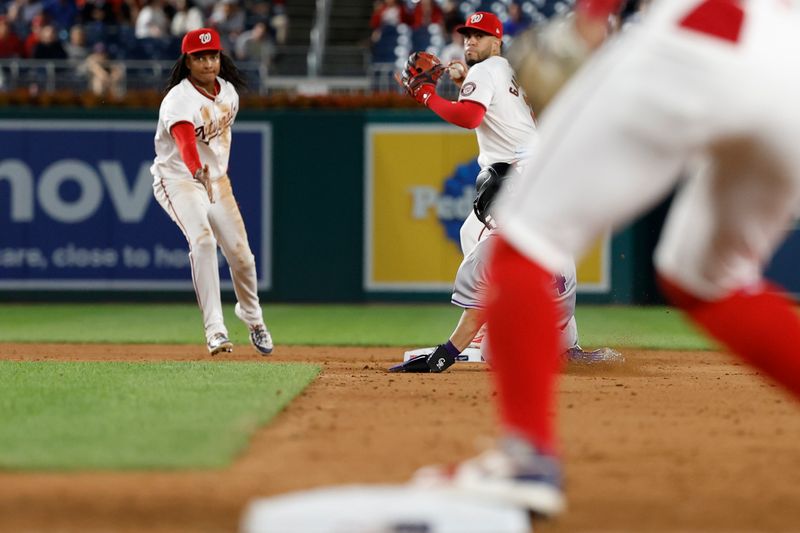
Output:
[0,361,319,470]
[0,303,713,349]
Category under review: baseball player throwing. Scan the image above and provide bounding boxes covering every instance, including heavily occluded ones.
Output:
[399,11,537,255]
[414,0,800,518]
[395,11,617,372]
[151,28,273,356]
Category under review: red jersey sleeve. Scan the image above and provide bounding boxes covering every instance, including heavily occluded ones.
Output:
[170,121,202,177]
[426,93,486,130]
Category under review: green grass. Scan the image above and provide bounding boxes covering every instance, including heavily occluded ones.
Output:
[0,303,712,350]
[0,304,711,470]
[575,306,713,350]
[0,361,319,470]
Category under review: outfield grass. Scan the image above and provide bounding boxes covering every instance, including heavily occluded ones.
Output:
[0,303,713,350]
[0,361,319,470]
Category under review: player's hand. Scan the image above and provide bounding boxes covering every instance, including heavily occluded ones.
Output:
[387,344,457,373]
[507,13,595,113]
[194,164,213,204]
[425,344,457,373]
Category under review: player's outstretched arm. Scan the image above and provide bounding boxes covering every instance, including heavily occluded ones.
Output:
[397,51,486,129]
[388,308,485,373]
[448,307,485,353]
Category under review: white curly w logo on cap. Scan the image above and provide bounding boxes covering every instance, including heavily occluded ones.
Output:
[470,13,483,23]
[199,32,212,44]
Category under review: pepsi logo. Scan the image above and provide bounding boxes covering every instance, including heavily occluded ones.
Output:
[199,32,212,44]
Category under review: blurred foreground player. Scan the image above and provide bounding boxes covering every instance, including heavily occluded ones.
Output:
[414,0,800,517]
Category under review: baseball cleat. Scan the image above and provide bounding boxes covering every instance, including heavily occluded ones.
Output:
[207,333,233,355]
[564,345,624,364]
[411,436,565,518]
[248,323,273,355]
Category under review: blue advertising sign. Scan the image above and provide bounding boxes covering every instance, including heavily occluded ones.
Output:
[0,120,271,290]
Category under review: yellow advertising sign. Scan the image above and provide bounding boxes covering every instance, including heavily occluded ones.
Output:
[364,124,610,293]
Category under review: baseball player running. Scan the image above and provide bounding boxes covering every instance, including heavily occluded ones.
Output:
[414,0,800,518]
[151,28,273,356]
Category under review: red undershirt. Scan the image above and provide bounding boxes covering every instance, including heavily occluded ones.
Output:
[425,92,486,129]
[170,121,202,176]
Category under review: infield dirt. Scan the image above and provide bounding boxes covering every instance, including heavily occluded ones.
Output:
[1,344,799,532]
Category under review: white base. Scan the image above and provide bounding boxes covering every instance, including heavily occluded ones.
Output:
[240,484,530,533]
[403,346,485,363]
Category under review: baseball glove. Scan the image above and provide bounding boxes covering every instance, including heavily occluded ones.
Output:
[396,51,445,104]
[506,14,591,113]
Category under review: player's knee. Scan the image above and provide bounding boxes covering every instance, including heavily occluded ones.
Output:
[229,251,255,271]
[190,229,217,256]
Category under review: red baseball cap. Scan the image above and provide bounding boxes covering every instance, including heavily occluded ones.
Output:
[457,12,503,39]
[182,28,222,55]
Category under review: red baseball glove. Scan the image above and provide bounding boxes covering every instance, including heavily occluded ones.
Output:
[395,51,445,105]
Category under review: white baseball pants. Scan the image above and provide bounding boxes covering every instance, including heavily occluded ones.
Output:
[154,175,264,341]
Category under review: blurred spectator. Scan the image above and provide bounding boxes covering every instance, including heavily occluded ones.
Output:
[80,0,117,26]
[83,42,122,97]
[190,0,217,16]
[79,0,137,46]
[503,2,530,38]
[6,0,44,37]
[63,23,87,60]
[114,0,137,26]
[41,0,77,32]
[370,0,409,30]
[135,0,168,38]
[244,0,270,26]
[23,13,45,57]
[0,15,24,57]
[439,22,463,64]
[234,20,272,67]
[270,0,287,45]
[209,0,245,50]
[410,0,443,30]
[31,23,66,58]
[170,0,204,36]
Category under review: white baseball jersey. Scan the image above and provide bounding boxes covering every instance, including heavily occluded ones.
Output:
[458,55,537,167]
[501,0,800,301]
[151,77,239,182]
